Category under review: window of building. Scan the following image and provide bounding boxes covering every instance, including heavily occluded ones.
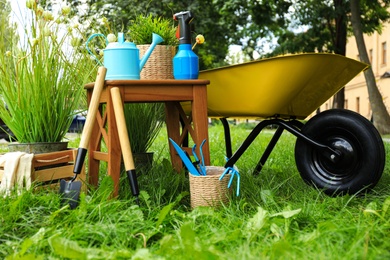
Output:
[369,49,373,64]
[356,97,360,113]
[382,42,387,65]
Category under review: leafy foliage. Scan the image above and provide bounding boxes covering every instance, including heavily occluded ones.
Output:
[270,0,390,57]
[127,14,178,46]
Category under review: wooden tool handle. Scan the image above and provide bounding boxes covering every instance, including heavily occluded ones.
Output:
[79,67,107,149]
[110,87,135,171]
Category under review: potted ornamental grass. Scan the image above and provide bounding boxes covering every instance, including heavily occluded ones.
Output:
[127,14,178,79]
[123,102,165,170]
[0,2,95,153]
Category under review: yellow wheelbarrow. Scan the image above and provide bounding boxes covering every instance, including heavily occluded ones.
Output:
[189,53,385,195]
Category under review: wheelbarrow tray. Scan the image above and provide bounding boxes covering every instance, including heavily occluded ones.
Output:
[197,53,368,119]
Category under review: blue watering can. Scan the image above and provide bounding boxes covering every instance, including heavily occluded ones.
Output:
[86,32,164,80]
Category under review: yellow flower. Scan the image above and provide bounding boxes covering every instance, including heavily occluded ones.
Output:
[192,34,205,50]
[36,6,44,16]
[61,5,71,16]
[43,26,51,36]
[26,0,37,10]
[71,37,81,47]
[42,11,54,21]
[107,34,117,43]
[31,38,39,47]
[196,34,205,44]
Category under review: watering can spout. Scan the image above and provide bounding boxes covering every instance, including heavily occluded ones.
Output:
[139,33,164,70]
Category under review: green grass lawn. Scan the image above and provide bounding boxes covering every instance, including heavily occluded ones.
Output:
[1,123,389,259]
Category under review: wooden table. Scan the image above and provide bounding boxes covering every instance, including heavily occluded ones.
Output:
[84,79,210,196]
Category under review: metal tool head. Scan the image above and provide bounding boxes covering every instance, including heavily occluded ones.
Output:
[219,167,240,197]
[198,139,207,175]
[60,179,82,209]
[191,144,201,172]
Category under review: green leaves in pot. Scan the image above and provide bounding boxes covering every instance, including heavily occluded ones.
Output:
[124,103,165,153]
[127,14,178,46]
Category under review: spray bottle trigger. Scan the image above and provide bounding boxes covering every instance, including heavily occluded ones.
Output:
[176,26,180,39]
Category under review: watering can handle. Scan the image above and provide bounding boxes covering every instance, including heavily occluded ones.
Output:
[86,33,108,66]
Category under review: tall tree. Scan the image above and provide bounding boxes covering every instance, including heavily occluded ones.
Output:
[331,0,348,109]
[350,0,390,134]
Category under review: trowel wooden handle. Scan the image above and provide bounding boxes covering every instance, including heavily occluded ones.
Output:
[110,87,135,171]
[79,67,107,149]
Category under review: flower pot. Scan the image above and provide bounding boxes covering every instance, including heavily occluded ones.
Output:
[138,45,176,79]
[133,152,154,173]
[8,142,68,154]
[189,166,232,208]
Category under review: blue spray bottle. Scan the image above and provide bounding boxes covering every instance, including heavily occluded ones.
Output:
[173,11,199,79]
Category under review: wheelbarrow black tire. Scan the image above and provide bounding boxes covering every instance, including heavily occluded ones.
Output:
[294,109,385,196]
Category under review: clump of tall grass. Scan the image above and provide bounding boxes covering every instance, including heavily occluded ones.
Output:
[0,2,95,143]
[123,103,165,153]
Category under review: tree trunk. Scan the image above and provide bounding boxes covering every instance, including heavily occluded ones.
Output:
[332,0,348,109]
[350,0,390,134]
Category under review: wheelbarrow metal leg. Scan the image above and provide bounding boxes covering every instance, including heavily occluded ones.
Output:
[253,126,284,175]
[225,119,272,168]
[220,118,233,159]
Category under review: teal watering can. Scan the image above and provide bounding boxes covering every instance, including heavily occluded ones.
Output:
[86,32,164,80]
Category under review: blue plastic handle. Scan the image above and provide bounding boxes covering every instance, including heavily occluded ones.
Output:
[169,138,201,176]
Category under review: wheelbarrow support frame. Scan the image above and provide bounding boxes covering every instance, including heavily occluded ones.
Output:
[220,109,385,196]
[222,118,340,170]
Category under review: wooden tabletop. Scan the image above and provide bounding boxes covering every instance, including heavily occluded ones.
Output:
[84,79,210,88]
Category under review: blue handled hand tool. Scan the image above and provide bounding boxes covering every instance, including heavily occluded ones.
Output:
[169,138,201,176]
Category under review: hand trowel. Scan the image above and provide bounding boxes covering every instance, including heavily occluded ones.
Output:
[60,67,107,209]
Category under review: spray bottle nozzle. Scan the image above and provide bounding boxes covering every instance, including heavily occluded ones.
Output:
[173,11,194,44]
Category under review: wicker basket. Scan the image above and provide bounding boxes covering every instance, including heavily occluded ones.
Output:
[189,166,231,208]
[138,45,176,80]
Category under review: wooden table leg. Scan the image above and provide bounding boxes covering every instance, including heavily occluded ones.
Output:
[165,101,183,171]
[192,84,210,165]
